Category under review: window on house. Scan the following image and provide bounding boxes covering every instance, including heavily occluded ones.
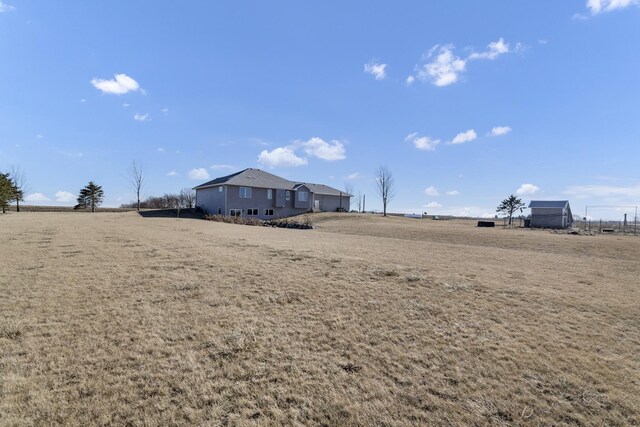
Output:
[263,209,274,216]
[229,209,241,217]
[285,191,290,201]
[219,186,223,192]
[247,208,258,215]
[239,187,252,198]
[267,189,273,199]
[297,191,308,202]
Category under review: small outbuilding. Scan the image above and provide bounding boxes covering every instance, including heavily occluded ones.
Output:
[528,200,573,229]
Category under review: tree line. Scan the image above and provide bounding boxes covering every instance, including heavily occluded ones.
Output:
[119,188,196,210]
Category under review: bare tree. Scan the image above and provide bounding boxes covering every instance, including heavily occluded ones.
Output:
[344,182,354,196]
[344,182,354,211]
[10,166,28,212]
[179,187,196,208]
[375,165,395,217]
[126,161,144,211]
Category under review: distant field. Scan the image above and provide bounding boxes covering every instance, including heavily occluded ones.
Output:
[1,212,638,425]
[10,205,136,213]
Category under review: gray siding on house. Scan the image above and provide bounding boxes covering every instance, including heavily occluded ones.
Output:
[223,185,309,219]
[196,185,226,215]
[313,194,350,212]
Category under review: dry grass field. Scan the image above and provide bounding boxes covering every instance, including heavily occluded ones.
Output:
[1,212,639,426]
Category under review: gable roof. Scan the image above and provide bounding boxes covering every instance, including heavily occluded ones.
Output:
[528,200,570,209]
[294,182,349,197]
[194,168,293,190]
[194,168,350,196]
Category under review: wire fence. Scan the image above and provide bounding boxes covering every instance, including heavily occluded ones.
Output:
[572,217,639,235]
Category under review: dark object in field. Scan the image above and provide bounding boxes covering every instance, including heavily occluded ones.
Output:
[477,221,495,227]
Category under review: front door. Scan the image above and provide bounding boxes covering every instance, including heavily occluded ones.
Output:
[314,200,320,211]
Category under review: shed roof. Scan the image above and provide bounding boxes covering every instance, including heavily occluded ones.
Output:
[528,200,570,209]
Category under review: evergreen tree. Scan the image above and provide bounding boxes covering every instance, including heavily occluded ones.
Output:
[0,172,15,213]
[75,181,104,212]
[497,194,525,226]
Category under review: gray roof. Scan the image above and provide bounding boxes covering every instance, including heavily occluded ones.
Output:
[294,182,349,197]
[528,200,570,209]
[194,168,294,190]
[194,168,350,196]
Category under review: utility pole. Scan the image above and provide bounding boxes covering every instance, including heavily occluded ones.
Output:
[362,194,365,213]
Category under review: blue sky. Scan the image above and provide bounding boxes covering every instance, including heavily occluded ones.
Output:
[1,1,639,218]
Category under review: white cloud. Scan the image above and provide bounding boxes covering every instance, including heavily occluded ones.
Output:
[424,186,440,197]
[424,202,442,209]
[36,133,44,139]
[406,75,415,86]
[564,183,640,199]
[91,73,141,95]
[406,133,440,151]
[161,108,169,115]
[0,1,15,12]
[298,137,346,161]
[167,170,178,177]
[451,129,477,144]
[55,191,75,203]
[211,164,234,171]
[157,147,165,153]
[25,192,50,202]
[258,147,308,168]
[346,172,360,180]
[586,0,640,14]
[122,103,130,108]
[468,38,510,61]
[364,60,388,80]
[80,98,87,103]
[188,168,210,180]
[417,45,466,87]
[133,113,150,122]
[490,126,512,137]
[516,183,540,195]
[446,190,460,196]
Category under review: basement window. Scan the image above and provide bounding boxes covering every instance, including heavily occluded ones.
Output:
[229,209,241,217]
[264,209,274,216]
[247,208,258,215]
[239,187,252,198]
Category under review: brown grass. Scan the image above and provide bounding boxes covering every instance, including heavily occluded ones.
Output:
[0,211,638,425]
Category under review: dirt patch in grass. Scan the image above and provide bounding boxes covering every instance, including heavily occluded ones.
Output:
[0,212,638,425]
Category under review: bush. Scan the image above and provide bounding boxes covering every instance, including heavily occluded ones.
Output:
[203,214,313,229]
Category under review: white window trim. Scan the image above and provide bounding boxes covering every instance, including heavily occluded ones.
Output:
[297,191,308,202]
[239,187,252,198]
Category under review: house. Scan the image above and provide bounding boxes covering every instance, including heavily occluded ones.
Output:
[528,200,573,229]
[194,168,351,219]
